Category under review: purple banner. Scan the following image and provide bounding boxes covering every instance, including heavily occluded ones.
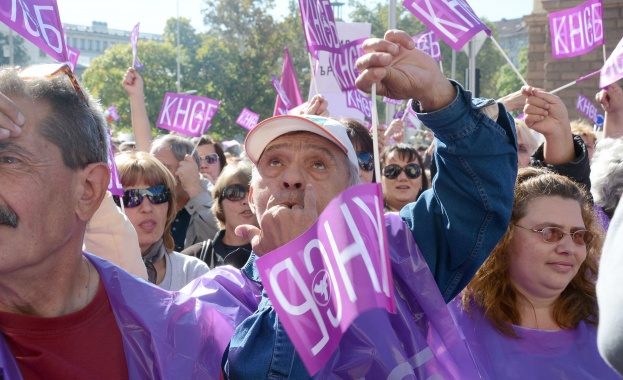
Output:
[576,93,599,123]
[221,139,240,150]
[402,0,491,52]
[134,57,144,71]
[600,35,623,88]
[298,0,340,53]
[130,22,139,64]
[105,127,123,196]
[67,45,80,72]
[346,89,372,119]
[156,92,220,137]
[271,76,292,110]
[329,37,367,92]
[549,0,603,59]
[273,47,303,116]
[413,29,441,61]
[383,96,403,106]
[256,184,394,375]
[0,0,68,62]
[235,107,260,130]
[107,105,120,122]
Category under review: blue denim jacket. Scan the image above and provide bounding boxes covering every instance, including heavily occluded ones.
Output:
[224,82,518,379]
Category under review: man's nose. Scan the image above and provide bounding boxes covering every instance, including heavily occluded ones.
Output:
[281,164,304,189]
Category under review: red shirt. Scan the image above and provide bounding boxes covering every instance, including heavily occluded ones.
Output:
[0,281,129,379]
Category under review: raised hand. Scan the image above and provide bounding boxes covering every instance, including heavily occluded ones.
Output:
[0,93,25,140]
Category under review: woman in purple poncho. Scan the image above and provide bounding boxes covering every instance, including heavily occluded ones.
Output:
[449,167,621,379]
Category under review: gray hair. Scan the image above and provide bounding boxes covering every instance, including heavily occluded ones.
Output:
[591,138,623,218]
[151,134,201,167]
[0,68,108,168]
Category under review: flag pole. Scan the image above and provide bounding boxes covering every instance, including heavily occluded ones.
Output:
[489,36,528,87]
[308,53,319,98]
[371,83,381,183]
[549,70,601,94]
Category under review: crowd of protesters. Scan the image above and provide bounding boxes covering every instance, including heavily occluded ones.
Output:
[0,28,622,379]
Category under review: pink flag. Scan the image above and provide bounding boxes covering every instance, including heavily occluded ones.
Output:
[107,105,120,122]
[235,108,260,130]
[383,97,403,106]
[298,0,340,54]
[273,47,303,116]
[104,127,123,196]
[256,183,394,375]
[549,0,603,59]
[130,22,140,64]
[402,0,490,51]
[576,93,599,123]
[67,45,80,72]
[156,92,220,137]
[329,37,367,92]
[346,89,372,119]
[272,76,292,110]
[600,35,623,88]
[0,0,68,62]
[413,29,441,61]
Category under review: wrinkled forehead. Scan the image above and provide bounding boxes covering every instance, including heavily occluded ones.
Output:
[262,130,342,156]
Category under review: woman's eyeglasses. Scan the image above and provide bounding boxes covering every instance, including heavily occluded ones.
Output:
[202,153,219,165]
[357,152,374,172]
[382,163,422,179]
[220,184,248,202]
[514,224,594,246]
[113,185,171,208]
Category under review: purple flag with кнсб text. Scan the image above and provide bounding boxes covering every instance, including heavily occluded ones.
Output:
[156,92,220,137]
[413,29,441,61]
[346,89,372,119]
[236,108,260,131]
[329,37,367,92]
[130,22,140,64]
[104,126,123,196]
[576,93,599,123]
[0,0,68,62]
[256,183,394,375]
[549,0,603,59]
[298,0,340,54]
[402,0,490,52]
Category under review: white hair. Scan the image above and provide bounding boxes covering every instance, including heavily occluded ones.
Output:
[591,138,623,218]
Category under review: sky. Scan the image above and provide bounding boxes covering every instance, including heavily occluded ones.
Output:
[55,0,534,35]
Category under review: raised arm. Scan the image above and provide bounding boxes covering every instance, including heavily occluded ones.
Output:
[0,92,25,140]
[122,67,152,152]
[596,83,623,139]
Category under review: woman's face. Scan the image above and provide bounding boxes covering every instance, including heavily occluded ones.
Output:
[353,142,374,184]
[124,180,170,254]
[197,144,221,182]
[517,134,532,169]
[381,150,423,212]
[221,182,258,231]
[509,196,588,301]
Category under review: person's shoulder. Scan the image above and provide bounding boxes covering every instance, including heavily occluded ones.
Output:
[171,251,210,274]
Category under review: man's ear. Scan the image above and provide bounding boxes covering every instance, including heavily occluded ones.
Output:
[76,163,110,222]
[248,185,256,212]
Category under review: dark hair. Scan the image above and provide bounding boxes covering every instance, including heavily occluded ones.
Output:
[0,67,108,169]
[381,143,429,197]
[191,134,227,172]
[151,134,201,167]
[463,167,603,337]
[340,118,375,181]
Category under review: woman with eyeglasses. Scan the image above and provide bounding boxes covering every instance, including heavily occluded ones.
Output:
[341,117,376,183]
[447,167,619,379]
[190,135,228,184]
[182,161,257,269]
[114,152,209,291]
[381,143,429,212]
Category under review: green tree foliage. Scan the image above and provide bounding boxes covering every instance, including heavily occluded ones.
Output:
[82,41,178,132]
[0,32,29,66]
[495,45,527,100]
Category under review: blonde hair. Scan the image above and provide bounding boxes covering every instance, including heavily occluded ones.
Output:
[211,161,252,230]
[514,119,539,155]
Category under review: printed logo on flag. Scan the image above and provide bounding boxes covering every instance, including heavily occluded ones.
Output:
[549,0,603,59]
[156,92,220,137]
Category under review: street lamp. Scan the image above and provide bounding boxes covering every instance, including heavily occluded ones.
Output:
[176,0,181,93]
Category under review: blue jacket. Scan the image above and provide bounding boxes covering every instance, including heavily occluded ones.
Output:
[224,82,518,379]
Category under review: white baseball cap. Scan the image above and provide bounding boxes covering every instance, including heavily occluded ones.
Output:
[244,115,358,168]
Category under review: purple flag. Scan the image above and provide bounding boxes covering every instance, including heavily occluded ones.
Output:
[0,0,68,62]
[107,105,120,122]
[67,45,80,72]
[104,126,123,196]
[549,0,603,59]
[383,97,403,106]
[298,0,341,54]
[413,29,442,61]
[600,35,623,88]
[402,0,491,52]
[346,89,372,119]
[130,22,140,64]
[221,139,240,150]
[156,92,220,137]
[271,76,292,110]
[134,57,145,71]
[235,108,260,130]
[256,183,394,375]
[576,93,599,123]
[329,37,367,92]
[273,48,302,116]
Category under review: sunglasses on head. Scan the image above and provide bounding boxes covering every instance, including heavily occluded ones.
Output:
[514,225,594,246]
[113,185,171,208]
[382,163,422,179]
[17,63,85,102]
[357,152,374,172]
[202,153,219,165]
[220,184,248,202]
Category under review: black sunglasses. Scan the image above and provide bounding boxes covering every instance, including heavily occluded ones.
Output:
[202,153,219,165]
[113,185,171,208]
[382,163,422,179]
[357,152,374,172]
[220,184,248,202]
